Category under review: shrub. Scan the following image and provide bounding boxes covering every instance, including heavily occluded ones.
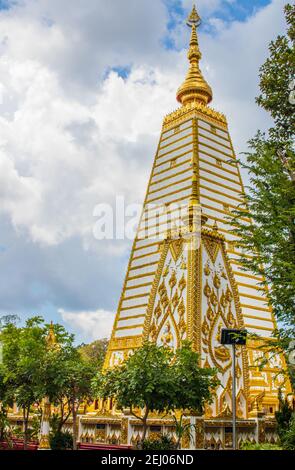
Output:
[281,417,295,450]
[275,393,293,439]
[141,435,177,450]
[49,431,73,450]
[240,441,282,450]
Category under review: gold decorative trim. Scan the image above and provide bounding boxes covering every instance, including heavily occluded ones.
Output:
[234,271,263,281]
[107,336,143,351]
[239,292,269,302]
[154,150,192,170]
[118,314,146,322]
[148,175,191,196]
[198,131,232,151]
[128,271,156,280]
[198,125,229,142]
[244,324,274,332]
[120,304,148,311]
[200,184,243,204]
[147,184,191,204]
[125,283,153,292]
[199,147,237,165]
[200,166,242,186]
[134,240,160,250]
[143,242,169,341]
[159,132,194,152]
[156,140,193,161]
[150,167,191,187]
[116,324,144,331]
[132,250,159,261]
[163,102,227,131]
[200,175,244,196]
[240,303,271,312]
[199,141,234,159]
[161,124,193,143]
[236,282,265,291]
[199,158,239,177]
[129,261,158,271]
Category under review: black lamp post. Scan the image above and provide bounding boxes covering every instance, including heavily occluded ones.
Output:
[221,329,247,450]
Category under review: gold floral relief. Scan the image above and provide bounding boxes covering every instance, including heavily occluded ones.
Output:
[201,231,250,418]
[143,240,188,348]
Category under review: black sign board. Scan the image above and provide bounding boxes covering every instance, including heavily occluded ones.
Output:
[221,329,247,346]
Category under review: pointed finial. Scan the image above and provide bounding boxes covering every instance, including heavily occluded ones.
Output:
[176,4,213,107]
[187,4,201,28]
[213,221,219,231]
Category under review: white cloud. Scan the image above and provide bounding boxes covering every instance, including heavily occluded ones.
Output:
[0,0,289,341]
[0,58,177,246]
[59,308,115,342]
[0,0,287,248]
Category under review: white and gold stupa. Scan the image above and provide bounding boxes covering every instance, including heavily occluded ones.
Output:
[100,5,291,444]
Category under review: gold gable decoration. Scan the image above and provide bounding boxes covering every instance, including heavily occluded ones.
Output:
[170,238,184,262]
[144,240,188,348]
[203,236,220,263]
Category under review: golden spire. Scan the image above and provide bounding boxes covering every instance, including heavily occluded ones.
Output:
[176,4,213,107]
[46,321,58,349]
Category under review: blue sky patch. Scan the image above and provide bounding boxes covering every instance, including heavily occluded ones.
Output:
[104,65,132,81]
[0,0,14,10]
[163,0,273,48]
[112,66,131,80]
[213,0,272,23]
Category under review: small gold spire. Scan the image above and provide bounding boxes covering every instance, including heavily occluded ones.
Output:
[176,4,213,107]
[187,4,201,27]
[46,321,57,349]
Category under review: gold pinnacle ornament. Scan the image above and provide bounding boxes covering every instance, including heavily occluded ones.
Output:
[187,4,201,27]
[177,5,213,106]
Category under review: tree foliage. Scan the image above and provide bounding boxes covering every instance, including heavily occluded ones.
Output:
[93,342,218,442]
[230,4,295,345]
[281,415,295,450]
[275,391,294,440]
[0,317,47,449]
[0,316,96,449]
[256,3,295,146]
[79,338,109,370]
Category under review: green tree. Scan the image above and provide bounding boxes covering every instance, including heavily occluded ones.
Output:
[0,317,46,449]
[42,323,77,435]
[37,323,96,450]
[93,342,218,444]
[230,4,295,347]
[0,317,88,450]
[275,390,294,441]
[0,315,20,329]
[59,357,95,450]
[79,338,109,370]
[173,342,219,412]
[281,415,295,450]
[172,342,219,448]
[256,3,295,147]
[0,365,13,446]
[93,343,174,442]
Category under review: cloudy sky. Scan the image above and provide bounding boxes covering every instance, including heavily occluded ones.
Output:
[0,0,288,344]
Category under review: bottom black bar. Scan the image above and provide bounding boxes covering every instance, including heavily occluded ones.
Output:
[0,450,293,468]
